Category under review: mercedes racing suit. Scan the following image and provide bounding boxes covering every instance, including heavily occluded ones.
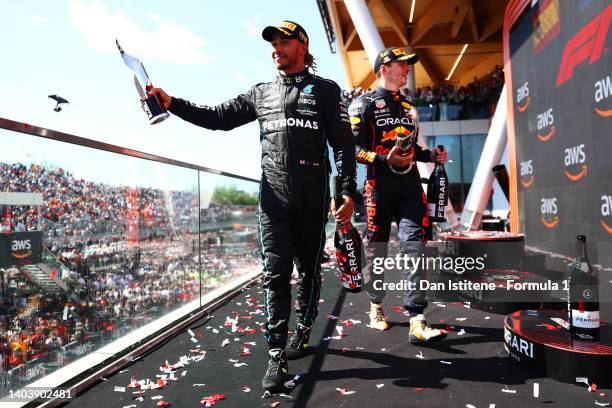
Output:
[349,86,431,315]
[169,69,356,348]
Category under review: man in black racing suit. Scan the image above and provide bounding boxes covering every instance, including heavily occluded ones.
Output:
[348,47,447,342]
[149,20,356,391]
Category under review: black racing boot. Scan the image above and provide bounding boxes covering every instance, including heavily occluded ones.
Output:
[261,348,288,391]
[286,324,312,360]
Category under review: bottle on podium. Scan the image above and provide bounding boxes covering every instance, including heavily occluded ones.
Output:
[568,235,600,341]
[332,177,363,293]
[427,145,448,222]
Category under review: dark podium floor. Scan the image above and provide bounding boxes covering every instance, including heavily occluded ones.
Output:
[67,258,611,407]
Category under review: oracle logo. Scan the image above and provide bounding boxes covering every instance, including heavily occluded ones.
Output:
[536,108,556,142]
[556,4,611,87]
[520,159,534,188]
[563,144,588,181]
[540,197,559,229]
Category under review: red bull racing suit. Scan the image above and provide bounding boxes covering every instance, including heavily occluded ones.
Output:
[169,69,356,348]
[349,86,431,315]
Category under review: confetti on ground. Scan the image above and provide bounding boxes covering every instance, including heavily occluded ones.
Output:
[415,351,425,359]
[193,384,206,387]
[376,384,384,389]
[119,369,130,374]
[151,395,164,400]
[336,388,356,395]
[156,401,171,407]
[484,316,490,320]
[457,329,466,336]
[455,317,468,321]
[242,386,251,393]
[200,394,225,406]
[440,361,452,365]
[501,388,516,394]
[270,402,280,407]
[533,382,539,397]
[114,386,126,392]
[595,401,610,407]
[284,375,300,389]
[234,362,248,367]
[221,338,230,347]
[466,405,476,408]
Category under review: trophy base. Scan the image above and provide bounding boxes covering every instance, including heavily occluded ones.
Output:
[149,112,170,125]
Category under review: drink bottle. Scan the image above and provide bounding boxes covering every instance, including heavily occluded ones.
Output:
[427,145,448,222]
[568,235,600,341]
[333,177,363,293]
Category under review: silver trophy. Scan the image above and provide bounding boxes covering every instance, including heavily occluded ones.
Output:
[388,106,419,175]
[116,39,169,125]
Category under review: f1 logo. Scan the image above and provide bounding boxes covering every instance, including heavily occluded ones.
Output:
[556,4,611,87]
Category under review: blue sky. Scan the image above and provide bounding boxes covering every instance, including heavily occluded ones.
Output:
[0,0,349,186]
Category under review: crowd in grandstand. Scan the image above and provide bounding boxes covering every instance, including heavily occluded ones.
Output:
[342,65,504,121]
[0,162,261,382]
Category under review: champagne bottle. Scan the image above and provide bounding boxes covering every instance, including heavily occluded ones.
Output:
[427,145,448,222]
[568,235,600,341]
[333,177,363,293]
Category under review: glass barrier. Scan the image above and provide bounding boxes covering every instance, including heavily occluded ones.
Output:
[0,122,261,398]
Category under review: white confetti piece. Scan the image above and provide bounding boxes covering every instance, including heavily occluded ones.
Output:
[229,359,239,363]
[234,362,248,367]
[381,348,387,352]
[484,316,490,320]
[188,329,195,337]
[242,386,251,393]
[466,405,476,408]
[182,371,187,377]
[455,317,468,321]
[190,337,199,343]
[576,377,589,385]
[122,405,137,408]
[489,405,496,408]
[284,375,300,388]
[212,329,219,334]
[151,395,164,400]
[245,342,257,346]
[458,329,466,336]
[376,384,384,388]
[502,388,516,394]
[193,383,206,387]
[440,361,452,365]
[336,326,344,337]
[415,351,425,359]
[221,338,230,347]
[119,369,130,374]
[114,386,126,392]
[533,383,539,398]
[595,401,610,407]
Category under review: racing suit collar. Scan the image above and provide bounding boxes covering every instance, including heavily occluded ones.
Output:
[376,86,402,101]
[277,69,311,85]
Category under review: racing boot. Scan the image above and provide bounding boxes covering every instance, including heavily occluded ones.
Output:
[368,302,389,331]
[286,324,312,360]
[409,314,447,343]
[261,348,288,391]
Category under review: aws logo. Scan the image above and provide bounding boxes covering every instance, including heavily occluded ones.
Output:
[556,3,611,87]
[11,239,32,259]
[594,72,612,117]
[536,108,555,142]
[540,197,559,229]
[520,159,534,188]
[516,82,530,112]
[601,194,612,234]
[563,144,588,181]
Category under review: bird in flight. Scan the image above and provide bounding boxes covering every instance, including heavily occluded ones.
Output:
[48,95,69,112]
